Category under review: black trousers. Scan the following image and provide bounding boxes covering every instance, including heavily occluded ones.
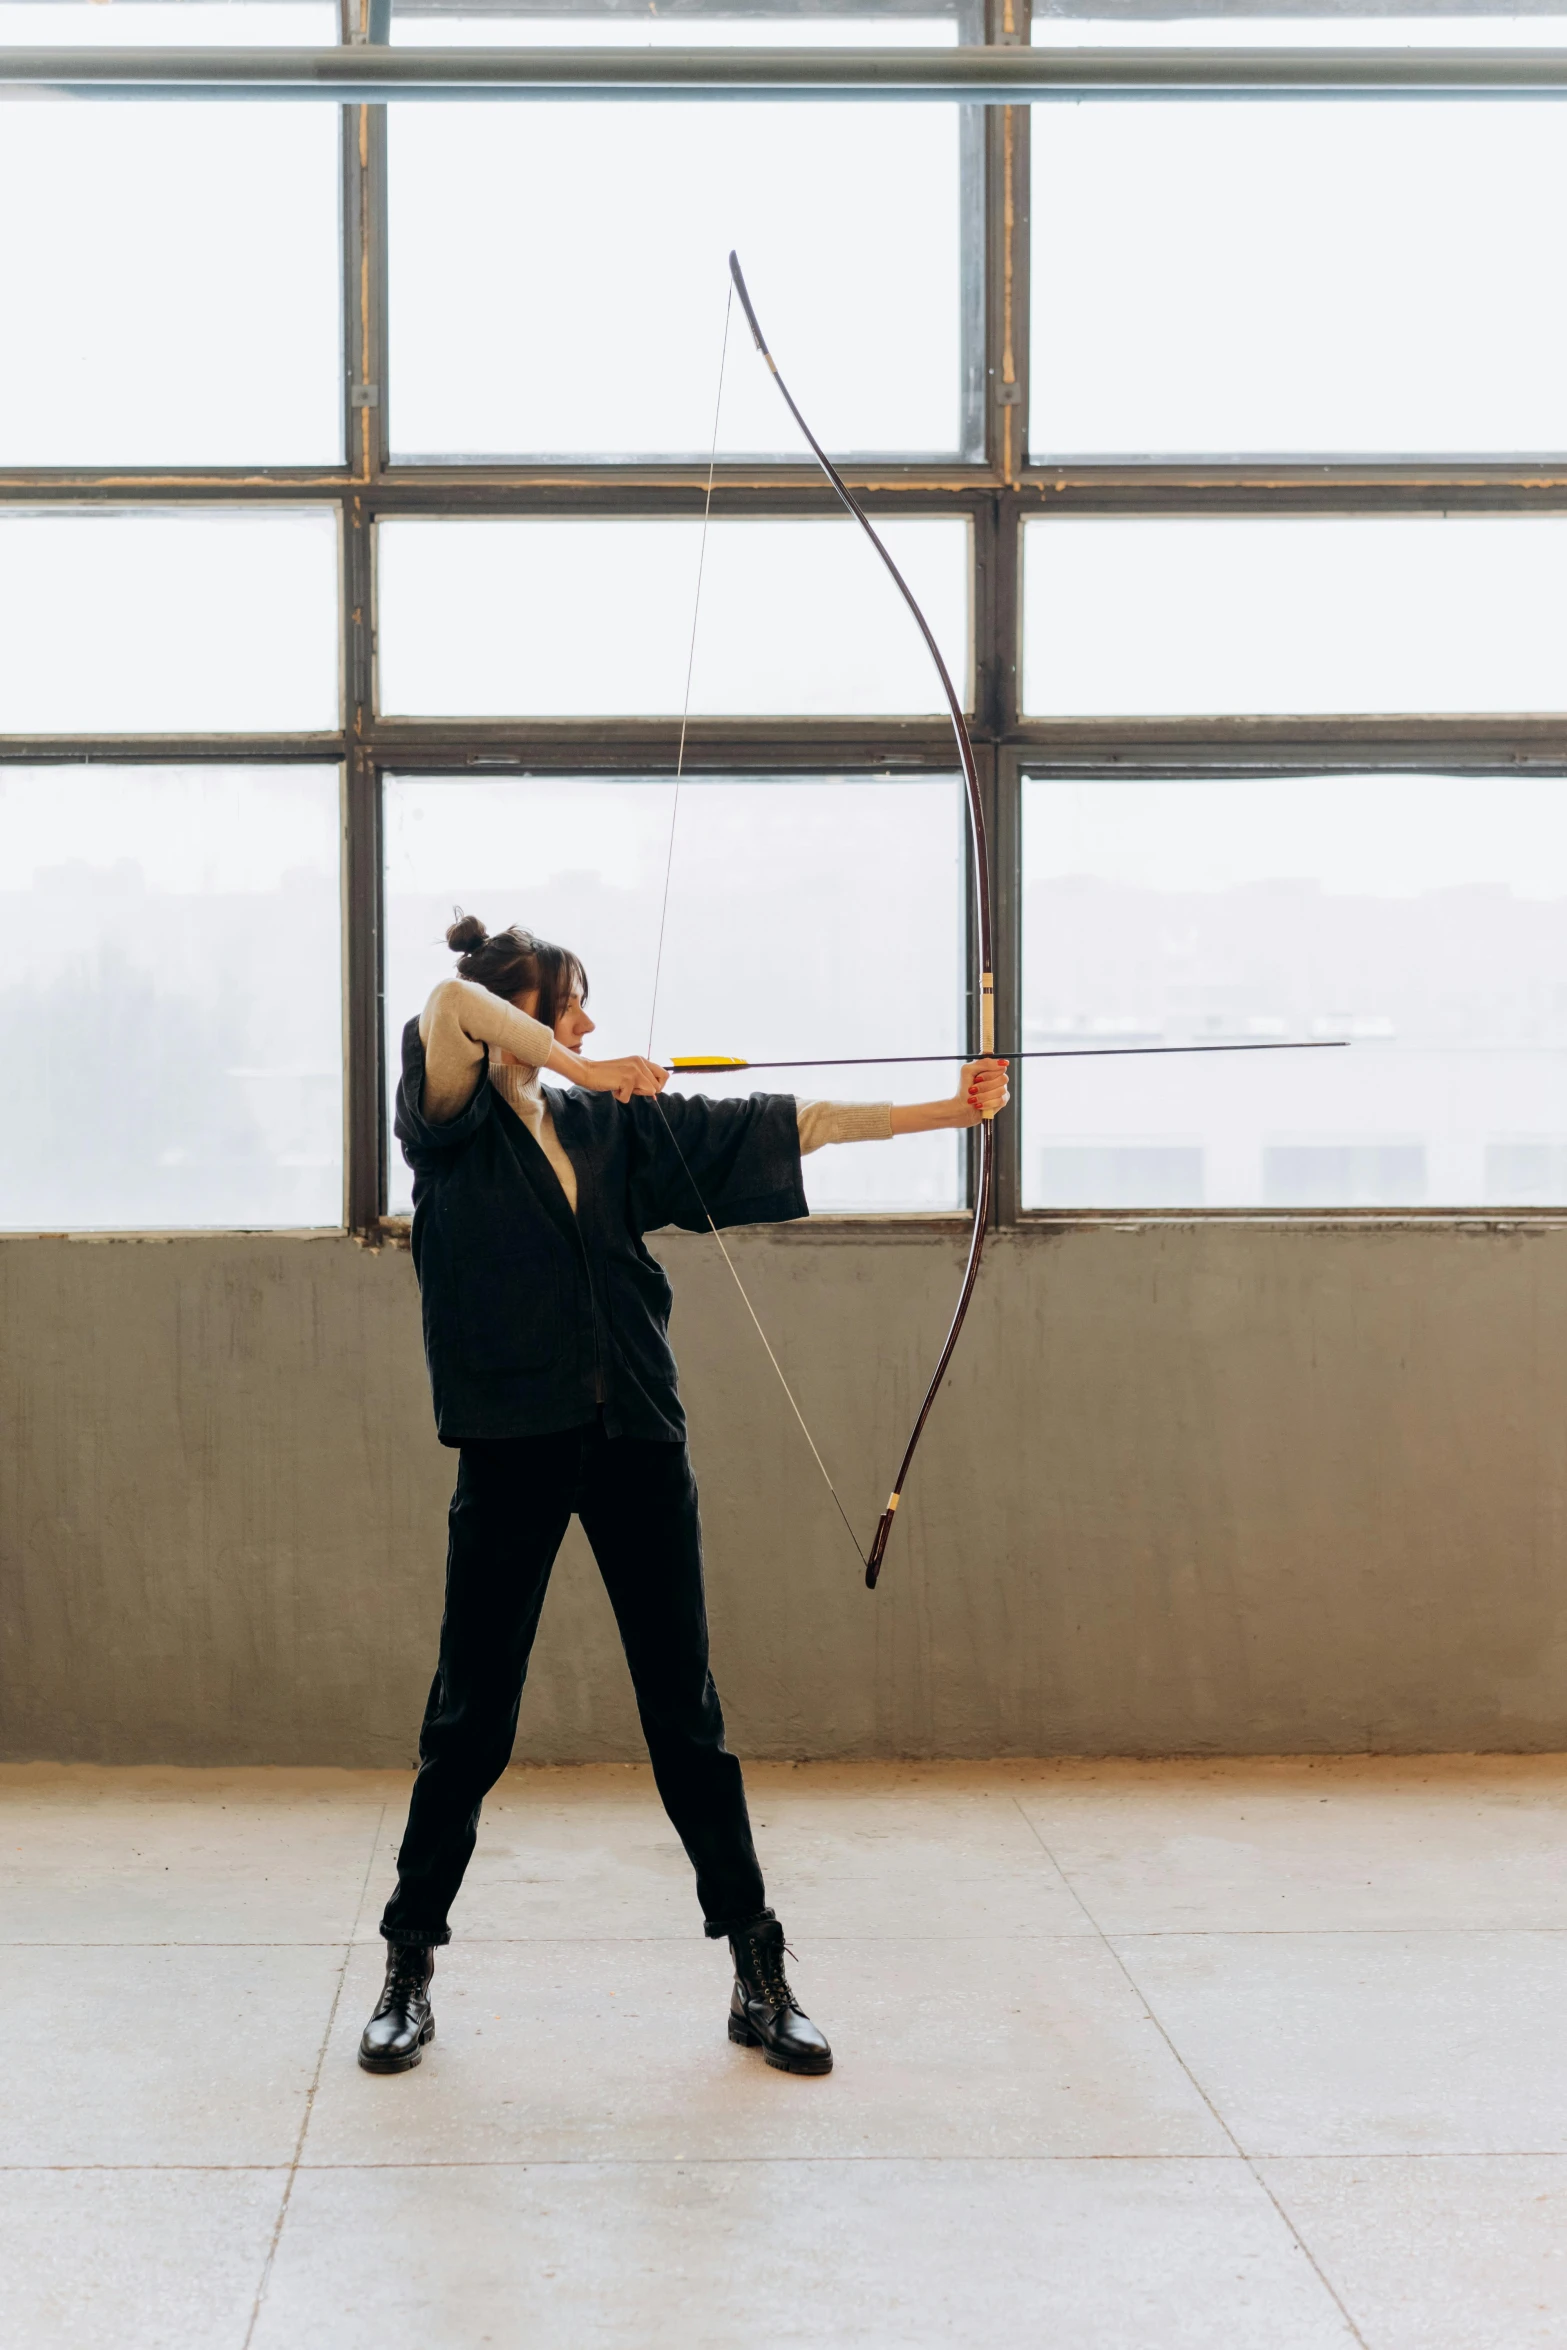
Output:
[380,1422,768,1947]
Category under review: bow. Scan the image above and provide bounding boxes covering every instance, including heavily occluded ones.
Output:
[727,251,995,1591]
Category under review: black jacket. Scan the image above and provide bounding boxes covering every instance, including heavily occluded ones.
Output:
[395,1018,808,1444]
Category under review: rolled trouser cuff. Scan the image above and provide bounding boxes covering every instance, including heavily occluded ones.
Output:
[705,1906,777,1942]
[380,1923,452,1948]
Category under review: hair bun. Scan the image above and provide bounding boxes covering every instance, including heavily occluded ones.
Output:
[446,909,489,954]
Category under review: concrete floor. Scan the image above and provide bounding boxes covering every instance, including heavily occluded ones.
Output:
[7,1761,1567,2349]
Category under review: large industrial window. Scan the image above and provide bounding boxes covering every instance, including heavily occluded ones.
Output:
[383,773,967,1216]
[1029,96,1567,460]
[1020,774,1567,1212]
[376,518,971,718]
[3,0,1563,1232]
[0,2,342,469]
[0,767,343,1230]
[385,11,980,462]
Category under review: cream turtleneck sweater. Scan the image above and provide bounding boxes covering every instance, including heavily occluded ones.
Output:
[418,979,893,1213]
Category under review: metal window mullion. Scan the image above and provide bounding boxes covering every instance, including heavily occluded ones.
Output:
[979,0,1025,1245]
[962,735,1001,1221]
[342,0,391,472]
[954,0,989,462]
[343,495,383,1235]
[339,0,388,1233]
[984,0,1028,481]
[344,739,385,1235]
[991,740,1022,1225]
[364,104,391,473]
[343,103,388,475]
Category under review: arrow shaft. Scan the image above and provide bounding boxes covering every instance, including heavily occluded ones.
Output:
[670,1040,1350,1074]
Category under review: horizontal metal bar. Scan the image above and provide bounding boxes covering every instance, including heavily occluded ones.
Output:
[0,734,346,764]
[1014,716,1567,773]
[7,719,1567,772]
[0,471,998,508]
[368,719,970,767]
[11,478,1567,528]
[10,466,1567,511]
[1024,467,1567,513]
[13,44,1567,102]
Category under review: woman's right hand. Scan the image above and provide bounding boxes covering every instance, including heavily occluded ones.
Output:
[573,1054,668,1104]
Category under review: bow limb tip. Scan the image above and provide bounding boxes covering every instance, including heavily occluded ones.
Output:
[864,1496,899,1591]
[728,250,771,361]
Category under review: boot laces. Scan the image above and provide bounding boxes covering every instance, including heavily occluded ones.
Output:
[747,1933,801,2013]
[385,1948,430,2001]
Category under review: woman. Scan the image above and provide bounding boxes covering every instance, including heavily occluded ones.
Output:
[362,913,1009,2079]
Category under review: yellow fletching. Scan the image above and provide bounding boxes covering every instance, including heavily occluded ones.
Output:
[671,1056,750,1070]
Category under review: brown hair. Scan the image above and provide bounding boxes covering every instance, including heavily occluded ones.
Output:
[446,911,588,1030]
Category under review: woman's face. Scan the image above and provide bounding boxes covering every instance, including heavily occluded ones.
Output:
[515,986,595,1053]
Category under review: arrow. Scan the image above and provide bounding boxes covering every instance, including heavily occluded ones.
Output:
[668,1040,1351,1074]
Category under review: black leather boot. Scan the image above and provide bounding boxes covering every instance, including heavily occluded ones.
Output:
[358,1943,435,2073]
[728,1919,833,2075]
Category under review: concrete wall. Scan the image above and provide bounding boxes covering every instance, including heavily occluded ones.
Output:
[5,1220,1567,1764]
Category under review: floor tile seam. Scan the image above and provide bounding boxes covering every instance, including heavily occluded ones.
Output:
[1009,1795,1374,2350]
[0,2163,294,2175]
[1103,1925,1567,1940]
[1098,1953,1379,2350]
[1254,2150,1567,2163]
[20,1924,1567,1944]
[0,1935,1094,1950]
[4,1940,403,1951]
[11,2149,1567,2176]
[239,1797,387,2350]
[365,1931,1107,1946]
[435,1924,1567,1942]
[4,1929,1110,1951]
[287,2152,1267,2172]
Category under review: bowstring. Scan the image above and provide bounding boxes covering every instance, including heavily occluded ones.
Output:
[646,278,732,1062]
[651,1098,869,1568]
[644,270,867,1571]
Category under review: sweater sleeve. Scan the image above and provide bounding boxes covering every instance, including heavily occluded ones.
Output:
[418,978,556,1124]
[796,1099,894,1155]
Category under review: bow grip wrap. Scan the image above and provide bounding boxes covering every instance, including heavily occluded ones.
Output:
[865,1503,898,1590]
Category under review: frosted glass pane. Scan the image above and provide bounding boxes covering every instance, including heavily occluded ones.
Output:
[1031,15,1567,48]
[0,7,341,466]
[0,766,343,1231]
[387,18,963,460]
[378,517,969,717]
[0,510,340,732]
[1031,102,1567,458]
[1022,774,1567,1211]
[0,2,335,44]
[1022,516,1567,717]
[384,774,965,1216]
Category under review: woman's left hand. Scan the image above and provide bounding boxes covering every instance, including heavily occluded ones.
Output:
[954,1057,1010,1127]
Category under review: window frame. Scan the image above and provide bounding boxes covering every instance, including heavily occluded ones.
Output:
[378,753,985,1224]
[4,0,1563,1233]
